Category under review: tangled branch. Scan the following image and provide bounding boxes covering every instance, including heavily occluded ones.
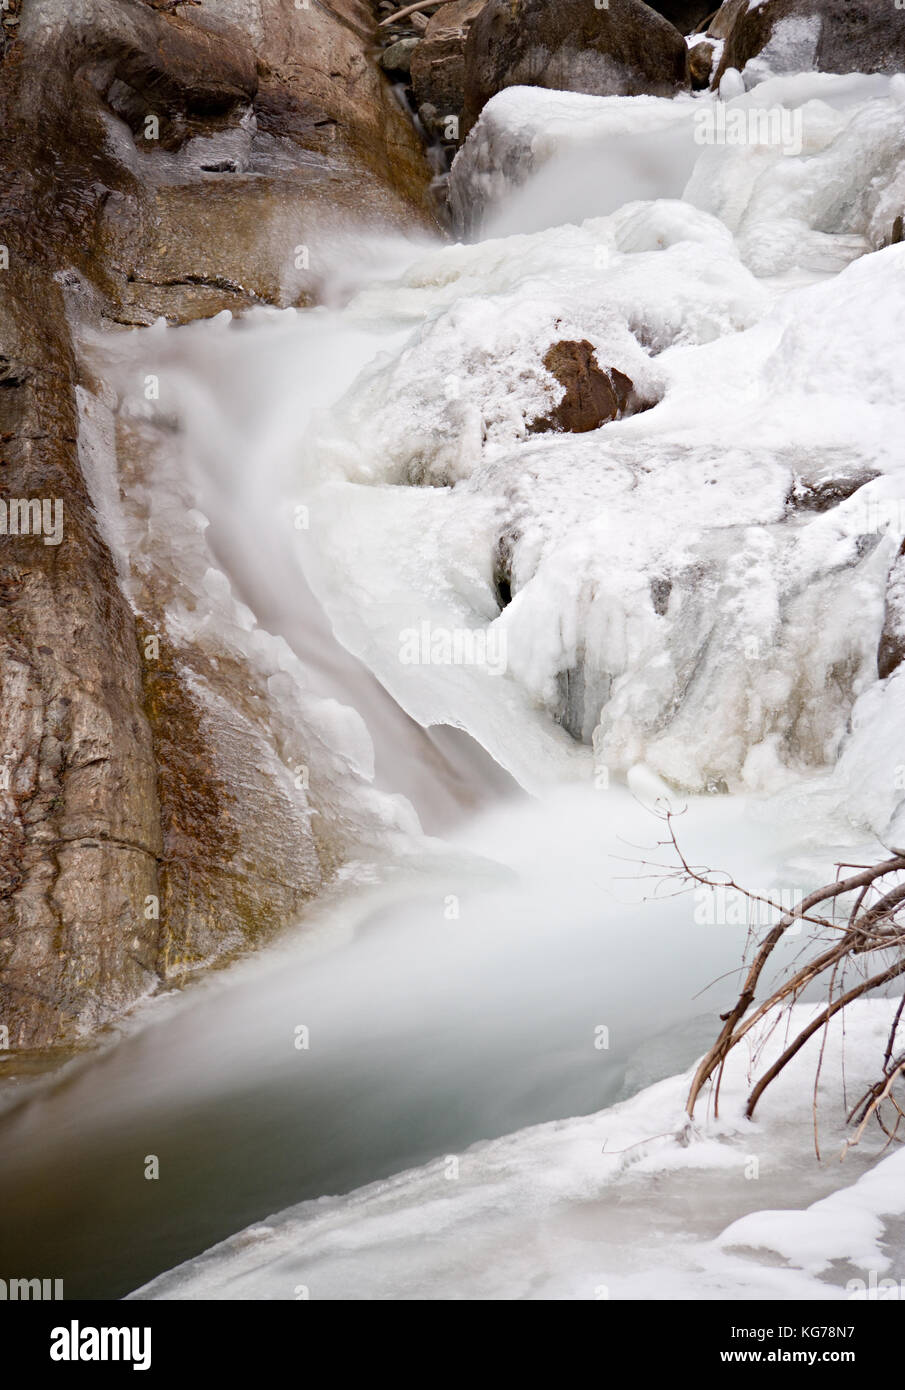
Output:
[651,808,905,1153]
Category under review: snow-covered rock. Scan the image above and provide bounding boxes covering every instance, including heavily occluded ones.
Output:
[299,75,905,800]
[712,0,905,91]
[461,0,691,136]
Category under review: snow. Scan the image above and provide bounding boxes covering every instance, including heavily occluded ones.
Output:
[293,74,905,799]
[131,1000,905,1300]
[448,87,700,237]
[89,75,905,806]
[718,1147,905,1278]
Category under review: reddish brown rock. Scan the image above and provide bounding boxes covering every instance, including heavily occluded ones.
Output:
[688,36,719,88]
[531,341,638,435]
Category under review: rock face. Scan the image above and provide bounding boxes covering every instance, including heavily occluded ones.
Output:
[706,0,747,43]
[0,1,436,1051]
[0,283,163,1050]
[462,0,691,135]
[530,342,638,435]
[711,0,905,87]
[878,539,905,681]
[411,0,488,139]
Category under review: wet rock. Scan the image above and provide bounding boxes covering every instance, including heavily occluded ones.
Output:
[462,0,691,135]
[688,35,719,88]
[380,37,421,76]
[879,539,905,680]
[492,530,518,610]
[711,0,905,88]
[704,0,746,42]
[411,0,488,139]
[0,0,438,1050]
[0,279,162,1049]
[8,0,440,325]
[785,467,878,514]
[650,576,673,617]
[530,341,641,435]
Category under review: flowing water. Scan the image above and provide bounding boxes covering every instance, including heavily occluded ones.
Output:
[3,74,905,1299]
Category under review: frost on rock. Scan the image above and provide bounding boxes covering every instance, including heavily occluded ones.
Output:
[738,14,822,88]
[300,78,905,800]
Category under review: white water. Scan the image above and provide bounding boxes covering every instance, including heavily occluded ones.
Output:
[3,70,905,1300]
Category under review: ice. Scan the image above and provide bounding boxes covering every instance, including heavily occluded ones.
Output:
[685,74,905,269]
[738,15,822,89]
[718,1146,905,1277]
[448,87,701,237]
[130,999,904,1300]
[451,75,905,252]
[299,232,905,796]
[86,74,905,803]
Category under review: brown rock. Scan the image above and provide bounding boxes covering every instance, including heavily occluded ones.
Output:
[879,538,905,681]
[531,341,637,435]
[0,0,439,1050]
[411,0,488,139]
[706,0,747,42]
[688,36,719,88]
[0,274,162,1048]
[711,0,905,88]
[462,0,691,136]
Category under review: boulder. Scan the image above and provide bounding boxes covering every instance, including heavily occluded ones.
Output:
[706,0,746,42]
[381,36,421,76]
[711,0,905,87]
[462,0,691,135]
[785,468,878,514]
[688,35,719,88]
[530,341,640,435]
[411,0,488,139]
